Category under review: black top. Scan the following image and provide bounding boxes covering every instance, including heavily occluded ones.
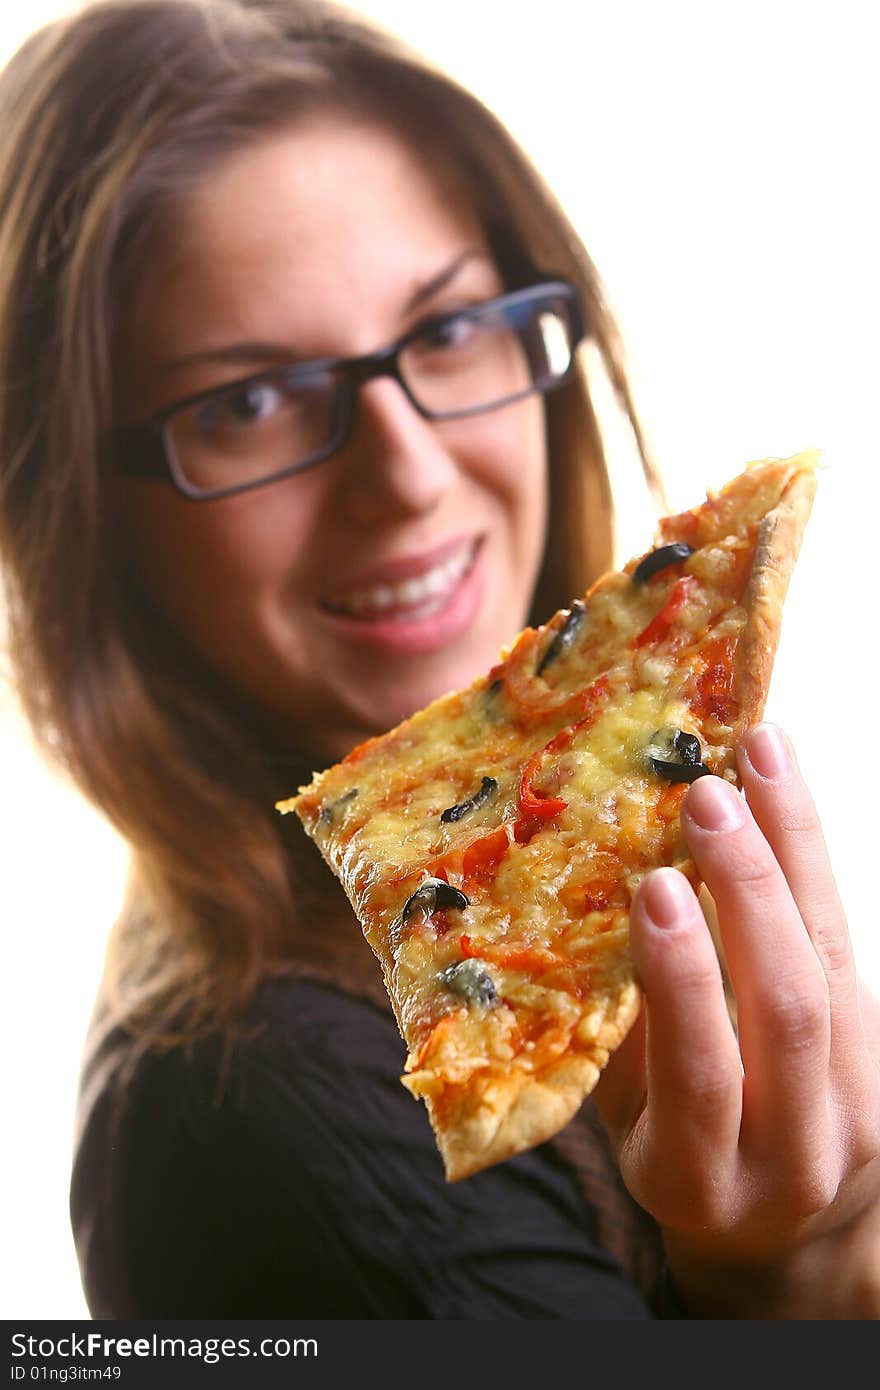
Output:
[70,977,657,1319]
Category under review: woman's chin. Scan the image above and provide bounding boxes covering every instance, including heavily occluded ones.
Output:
[336,652,490,747]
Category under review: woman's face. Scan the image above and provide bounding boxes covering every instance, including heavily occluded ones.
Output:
[117,116,549,760]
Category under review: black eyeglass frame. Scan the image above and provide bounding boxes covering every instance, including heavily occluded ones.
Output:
[113,279,586,501]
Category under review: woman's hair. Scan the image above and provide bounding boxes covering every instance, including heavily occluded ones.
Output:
[0,0,660,1045]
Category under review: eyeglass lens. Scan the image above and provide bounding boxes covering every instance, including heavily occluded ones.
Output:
[167,368,344,494]
[164,288,577,495]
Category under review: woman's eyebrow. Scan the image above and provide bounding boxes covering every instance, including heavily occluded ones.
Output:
[153,250,486,375]
[402,249,483,313]
[153,341,301,375]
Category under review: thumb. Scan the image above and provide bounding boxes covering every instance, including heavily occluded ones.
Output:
[593,1000,647,1151]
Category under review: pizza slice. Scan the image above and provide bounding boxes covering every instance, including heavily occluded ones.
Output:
[279,452,817,1181]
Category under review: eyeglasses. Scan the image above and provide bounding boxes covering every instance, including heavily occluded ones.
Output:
[114,280,585,501]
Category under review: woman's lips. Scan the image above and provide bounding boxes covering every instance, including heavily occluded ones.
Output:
[318,537,485,654]
[322,534,479,604]
[323,537,478,617]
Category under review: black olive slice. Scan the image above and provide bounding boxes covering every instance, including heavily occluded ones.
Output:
[402,878,470,921]
[673,730,701,765]
[440,775,498,824]
[536,600,587,676]
[646,727,711,782]
[632,543,694,584]
[440,958,498,1008]
[649,757,712,783]
[318,787,358,825]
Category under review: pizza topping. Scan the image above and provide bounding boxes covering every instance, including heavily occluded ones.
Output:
[318,787,358,824]
[690,635,738,723]
[650,757,711,784]
[674,730,701,764]
[632,542,694,584]
[646,726,712,782]
[515,750,568,842]
[402,878,470,922]
[440,775,498,824]
[512,673,611,845]
[633,574,697,648]
[460,933,583,992]
[536,600,587,676]
[432,825,512,896]
[440,957,499,1009]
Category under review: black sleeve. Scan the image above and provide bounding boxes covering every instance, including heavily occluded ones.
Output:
[114,980,654,1319]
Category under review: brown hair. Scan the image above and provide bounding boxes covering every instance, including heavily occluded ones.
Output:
[0,0,661,1046]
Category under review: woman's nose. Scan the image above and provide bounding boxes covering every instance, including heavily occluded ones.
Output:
[333,377,459,525]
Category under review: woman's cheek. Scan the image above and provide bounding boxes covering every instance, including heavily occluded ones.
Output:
[113,479,304,627]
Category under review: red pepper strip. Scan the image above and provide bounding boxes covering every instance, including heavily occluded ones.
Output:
[514,760,565,846]
[461,825,511,887]
[432,825,512,895]
[633,574,696,648]
[689,635,738,723]
[518,748,568,821]
[512,813,544,846]
[655,780,688,822]
[460,934,573,977]
[538,674,610,759]
[498,629,587,722]
[656,508,702,550]
[496,625,611,726]
[513,674,611,844]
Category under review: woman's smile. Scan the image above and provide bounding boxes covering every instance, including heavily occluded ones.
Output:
[318,534,484,651]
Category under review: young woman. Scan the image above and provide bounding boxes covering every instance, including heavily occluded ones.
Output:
[1,0,877,1319]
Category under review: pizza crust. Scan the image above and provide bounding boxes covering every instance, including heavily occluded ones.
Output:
[408,978,641,1181]
[735,468,818,737]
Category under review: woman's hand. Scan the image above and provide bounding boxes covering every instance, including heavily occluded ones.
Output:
[596,723,880,1318]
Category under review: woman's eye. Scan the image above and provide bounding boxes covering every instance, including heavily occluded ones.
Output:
[226,381,282,422]
[198,380,282,432]
[418,314,479,352]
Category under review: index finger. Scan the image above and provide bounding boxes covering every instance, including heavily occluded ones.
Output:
[737,725,857,1009]
[735,724,877,1135]
[680,773,832,1166]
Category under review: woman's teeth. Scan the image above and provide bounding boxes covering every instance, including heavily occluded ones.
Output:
[327,543,476,619]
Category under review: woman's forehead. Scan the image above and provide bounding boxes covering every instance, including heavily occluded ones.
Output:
[124,116,498,370]
[162,115,484,266]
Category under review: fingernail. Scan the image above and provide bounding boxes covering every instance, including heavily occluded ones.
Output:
[685,775,745,831]
[745,723,790,780]
[641,868,690,928]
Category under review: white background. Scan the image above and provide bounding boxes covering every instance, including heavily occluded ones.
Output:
[2,0,878,1318]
